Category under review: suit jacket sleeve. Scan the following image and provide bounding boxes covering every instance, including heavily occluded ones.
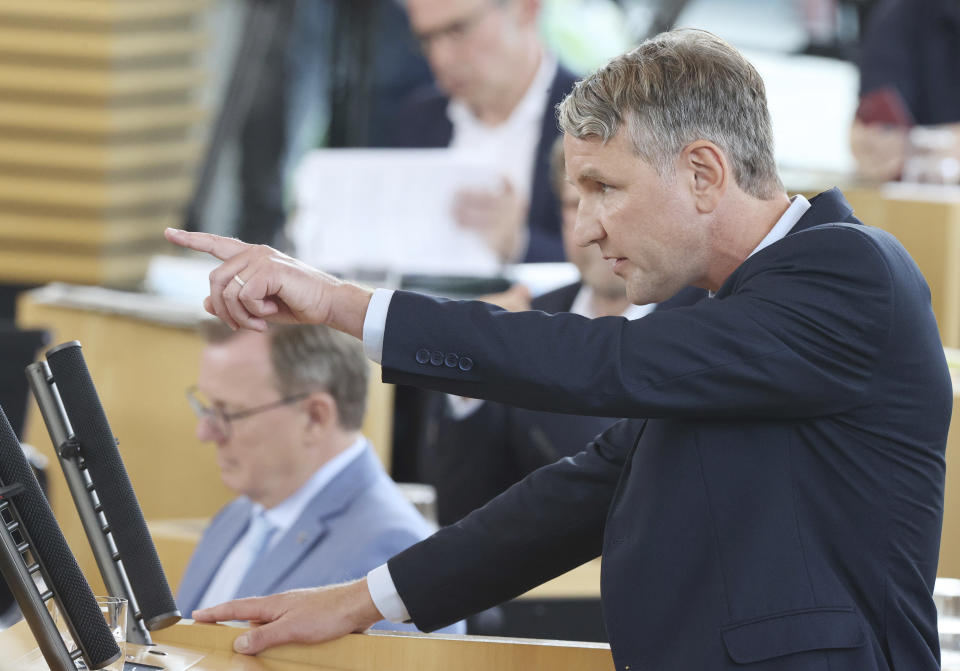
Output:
[381,225,898,421]
[388,417,638,631]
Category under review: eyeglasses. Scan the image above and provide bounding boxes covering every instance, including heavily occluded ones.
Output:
[413,0,505,53]
[186,386,310,439]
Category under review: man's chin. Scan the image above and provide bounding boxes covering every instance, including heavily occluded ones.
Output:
[626,282,675,306]
[219,472,242,495]
[625,285,654,306]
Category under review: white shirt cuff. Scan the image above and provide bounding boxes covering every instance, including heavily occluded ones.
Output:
[366,563,411,623]
[362,288,394,364]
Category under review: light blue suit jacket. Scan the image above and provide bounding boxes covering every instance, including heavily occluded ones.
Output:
[177,446,463,633]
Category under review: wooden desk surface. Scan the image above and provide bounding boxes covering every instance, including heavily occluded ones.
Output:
[0,620,614,671]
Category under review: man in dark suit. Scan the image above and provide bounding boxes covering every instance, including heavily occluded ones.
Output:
[387,0,578,263]
[170,28,950,671]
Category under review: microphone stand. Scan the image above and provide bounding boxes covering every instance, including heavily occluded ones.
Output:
[26,361,152,646]
[0,481,77,671]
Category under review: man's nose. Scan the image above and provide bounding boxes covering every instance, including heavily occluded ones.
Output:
[573,199,605,248]
[196,415,223,444]
[425,38,458,78]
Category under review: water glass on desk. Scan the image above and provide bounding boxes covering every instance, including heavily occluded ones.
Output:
[50,596,128,670]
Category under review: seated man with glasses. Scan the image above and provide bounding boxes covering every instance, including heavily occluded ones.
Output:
[388,0,577,263]
[177,321,464,634]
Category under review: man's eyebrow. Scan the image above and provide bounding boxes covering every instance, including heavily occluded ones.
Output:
[575,167,606,183]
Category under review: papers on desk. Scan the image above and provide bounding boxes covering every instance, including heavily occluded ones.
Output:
[881,181,960,203]
[28,282,211,329]
[288,148,503,277]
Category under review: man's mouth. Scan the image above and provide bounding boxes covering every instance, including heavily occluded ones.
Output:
[603,256,627,271]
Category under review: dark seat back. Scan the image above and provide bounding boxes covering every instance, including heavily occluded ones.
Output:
[0,323,51,622]
[0,323,50,440]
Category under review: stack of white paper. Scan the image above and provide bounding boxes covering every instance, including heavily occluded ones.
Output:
[288,148,504,277]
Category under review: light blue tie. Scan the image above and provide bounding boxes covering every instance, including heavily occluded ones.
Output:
[239,511,276,582]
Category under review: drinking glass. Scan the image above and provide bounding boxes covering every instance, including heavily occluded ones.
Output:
[49,596,128,671]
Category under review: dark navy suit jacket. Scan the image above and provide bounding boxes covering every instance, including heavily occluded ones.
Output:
[377,190,951,670]
[420,282,705,526]
[387,65,579,263]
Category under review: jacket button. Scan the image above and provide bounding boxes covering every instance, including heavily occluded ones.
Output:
[458,356,473,372]
[430,350,444,366]
[415,348,430,364]
[444,353,459,368]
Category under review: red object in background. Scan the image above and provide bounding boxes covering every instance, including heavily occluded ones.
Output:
[856,86,915,127]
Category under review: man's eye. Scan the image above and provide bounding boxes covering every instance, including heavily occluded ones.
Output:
[447,21,469,39]
[599,182,612,193]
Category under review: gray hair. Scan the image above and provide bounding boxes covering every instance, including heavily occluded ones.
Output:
[201,321,369,430]
[548,135,567,199]
[557,29,782,199]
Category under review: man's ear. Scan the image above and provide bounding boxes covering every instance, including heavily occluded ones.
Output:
[304,391,337,435]
[681,140,728,214]
[515,0,541,27]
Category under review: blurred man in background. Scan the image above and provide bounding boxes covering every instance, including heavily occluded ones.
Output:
[389,0,577,263]
[177,322,463,634]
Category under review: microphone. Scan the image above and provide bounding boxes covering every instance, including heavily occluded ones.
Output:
[0,405,122,670]
[45,342,180,631]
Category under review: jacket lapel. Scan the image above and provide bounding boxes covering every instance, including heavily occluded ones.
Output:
[234,448,382,598]
[177,499,252,613]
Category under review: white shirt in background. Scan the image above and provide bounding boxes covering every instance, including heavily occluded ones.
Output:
[447,51,558,205]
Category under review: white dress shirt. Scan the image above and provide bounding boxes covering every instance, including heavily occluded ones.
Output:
[196,438,367,610]
[365,195,812,623]
[445,50,557,262]
[447,51,558,206]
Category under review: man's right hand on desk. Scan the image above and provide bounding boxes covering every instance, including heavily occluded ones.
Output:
[191,578,382,655]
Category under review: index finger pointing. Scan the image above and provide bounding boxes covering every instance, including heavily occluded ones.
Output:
[165,228,250,262]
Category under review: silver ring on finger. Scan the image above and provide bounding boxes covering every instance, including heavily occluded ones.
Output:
[233,274,246,288]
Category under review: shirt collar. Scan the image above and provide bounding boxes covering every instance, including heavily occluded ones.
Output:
[447,49,557,130]
[570,285,656,320]
[257,436,368,534]
[748,194,811,259]
[707,194,810,298]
